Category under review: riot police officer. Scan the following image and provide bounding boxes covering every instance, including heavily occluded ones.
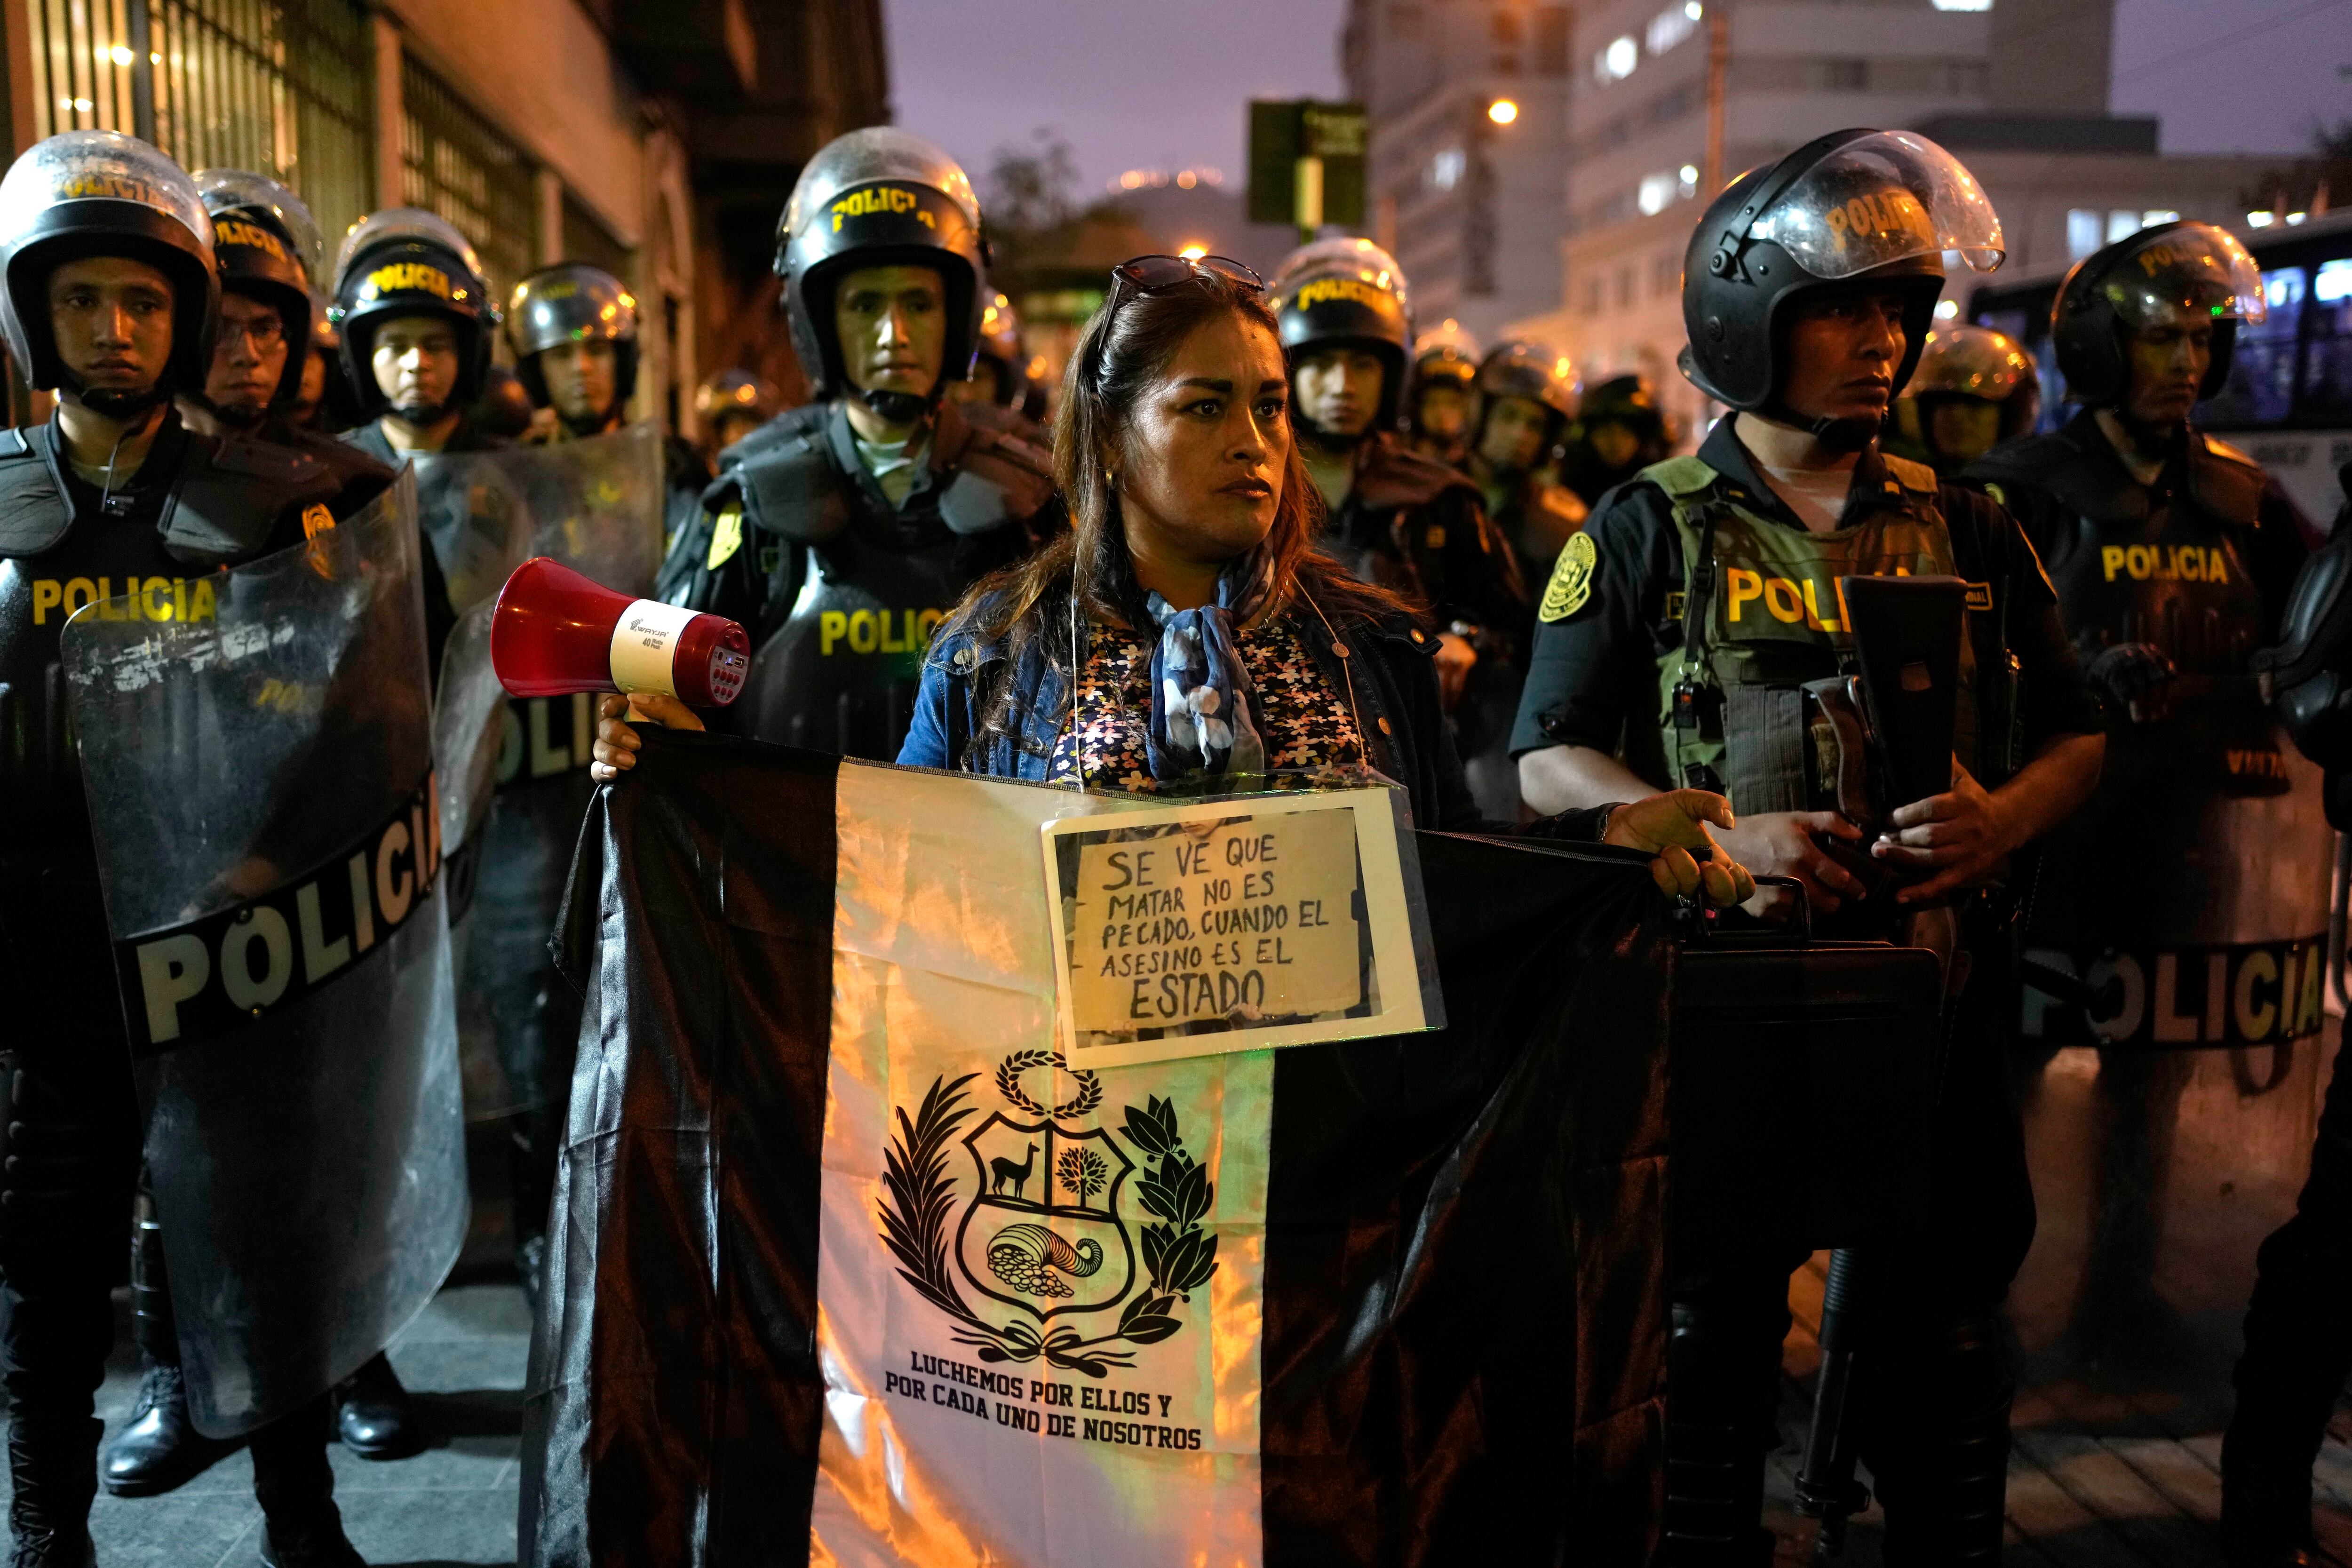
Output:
[1963,224,2319,1555]
[1266,236,1529,814]
[693,367,778,463]
[1887,323,2039,478]
[333,208,507,464]
[662,127,1058,759]
[1558,372,1677,507]
[1511,128,2106,1564]
[99,169,436,1504]
[507,260,711,541]
[1407,318,1480,469]
[0,129,381,1568]
[2233,469,2352,1567]
[178,171,402,511]
[946,287,1047,429]
[1467,339,1588,588]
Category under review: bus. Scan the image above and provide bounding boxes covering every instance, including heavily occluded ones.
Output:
[1965,208,2352,529]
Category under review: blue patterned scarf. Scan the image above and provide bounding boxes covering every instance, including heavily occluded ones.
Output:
[1144,559,1271,782]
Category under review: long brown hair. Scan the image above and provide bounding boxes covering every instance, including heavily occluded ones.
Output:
[952,267,1405,753]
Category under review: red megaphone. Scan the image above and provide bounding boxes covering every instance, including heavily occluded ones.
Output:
[489,557,751,707]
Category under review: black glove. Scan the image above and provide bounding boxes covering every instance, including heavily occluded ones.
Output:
[2084,641,2177,724]
[0,1054,107,1248]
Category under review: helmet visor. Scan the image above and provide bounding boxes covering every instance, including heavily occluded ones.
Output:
[335,207,484,287]
[0,131,212,257]
[1911,326,2034,400]
[1751,130,2003,281]
[2102,224,2266,329]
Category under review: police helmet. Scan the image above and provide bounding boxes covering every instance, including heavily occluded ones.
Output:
[1678,128,2004,414]
[507,262,639,417]
[1580,373,1670,439]
[194,169,319,407]
[1477,339,1580,426]
[332,207,497,420]
[1413,319,1481,390]
[973,289,1032,407]
[1267,237,1413,429]
[0,131,218,396]
[775,127,985,417]
[1905,323,2039,435]
[695,367,779,428]
[2050,220,2264,407]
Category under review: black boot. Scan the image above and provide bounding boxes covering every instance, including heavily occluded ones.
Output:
[1867,1313,2013,1567]
[102,1184,226,1495]
[1661,1289,1786,1568]
[333,1353,418,1460]
[6,1415,99,1568]
[252,1400,364,1568]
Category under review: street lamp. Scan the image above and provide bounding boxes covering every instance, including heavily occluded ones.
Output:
[1487,97,1519,126]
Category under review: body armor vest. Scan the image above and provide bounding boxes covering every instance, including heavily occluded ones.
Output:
[1649,452,1981,815]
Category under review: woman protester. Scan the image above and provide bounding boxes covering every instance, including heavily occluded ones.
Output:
[594,256,1752,904]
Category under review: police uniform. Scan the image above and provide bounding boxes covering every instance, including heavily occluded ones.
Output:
[1511,127,2102,1565]
[668,394,1055,757]
[660,127,1059,761]
[1465,340,1588,588]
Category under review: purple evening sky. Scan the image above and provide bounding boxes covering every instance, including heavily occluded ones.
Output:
[883,0,2352,201]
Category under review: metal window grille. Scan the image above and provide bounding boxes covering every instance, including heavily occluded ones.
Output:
[24,0,373,280]
[399,55,534,315]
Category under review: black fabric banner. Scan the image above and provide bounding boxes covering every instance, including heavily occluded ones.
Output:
[520,730,1676,1566]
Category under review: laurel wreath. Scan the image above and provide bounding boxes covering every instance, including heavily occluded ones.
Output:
[996,1048,1103,1121]
[877,1059,1220,1380]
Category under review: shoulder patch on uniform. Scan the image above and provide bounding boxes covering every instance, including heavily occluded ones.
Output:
[301,502,334,539]
[1641,455,1721,500]
[1538,530,1598,622]
[1980,480,2007,508]
[707,504,744,571]
[1879,452,1939,496]
[2200,433,2261,471]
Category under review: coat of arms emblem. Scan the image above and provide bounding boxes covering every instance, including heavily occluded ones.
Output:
[879,1051,1220,1377]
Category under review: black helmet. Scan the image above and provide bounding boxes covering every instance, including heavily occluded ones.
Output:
[194,169,319,408]
[1581,373,1668,436]
[1267,237,1413,429]
[1904,324,2039,432]
[0,131,218,398]
[1678,128,2003,415]
[331,207,497,421]
[2050,220,2263,407]
[1413,319,1481,390]
[973,289,1033,407]
[774,127,985,421]
[507,262,639,422]
[695,367,779,428]
[1477,339,1580,425]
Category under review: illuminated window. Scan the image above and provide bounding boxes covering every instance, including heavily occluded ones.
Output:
[1637,172,1678,215]
[2316,258,2352,304]
[2142,209,2178,227]
[2066,209,2101,260]
[2106,210,2143,243]
[1428,147,1466,191]
[1930,0,1992,10]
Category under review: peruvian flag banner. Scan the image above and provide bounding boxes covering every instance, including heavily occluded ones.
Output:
[518,732,1675,1566]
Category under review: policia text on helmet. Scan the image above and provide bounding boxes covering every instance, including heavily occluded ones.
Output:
[178,170,320,438]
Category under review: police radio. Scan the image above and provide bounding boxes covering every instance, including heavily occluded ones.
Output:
[489,557,751,708]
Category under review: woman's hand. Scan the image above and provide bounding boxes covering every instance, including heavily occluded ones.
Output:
[1711,809,1867,915]
[1875,759,2014,904]
[1603,788,1757,908]
[589,692,704,784]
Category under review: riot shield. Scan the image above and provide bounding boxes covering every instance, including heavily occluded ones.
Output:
[61,470,468,1439]
[416,423,665,1121]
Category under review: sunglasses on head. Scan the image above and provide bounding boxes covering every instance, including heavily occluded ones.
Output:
[1106,254,1264,312]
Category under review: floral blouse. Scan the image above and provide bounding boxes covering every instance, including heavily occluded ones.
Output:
[1045,615,1367,793]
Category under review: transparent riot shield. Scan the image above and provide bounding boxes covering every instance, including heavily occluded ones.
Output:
[61,471,467,1438]
[417,423,666,1121]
